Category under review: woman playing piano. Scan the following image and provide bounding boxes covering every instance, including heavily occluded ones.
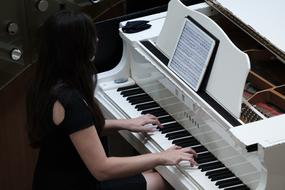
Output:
[26,10,197,190]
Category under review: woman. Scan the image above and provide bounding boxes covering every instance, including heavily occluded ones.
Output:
[26,10,197,190]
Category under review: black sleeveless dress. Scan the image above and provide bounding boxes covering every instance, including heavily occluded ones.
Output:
[32,86,146,190]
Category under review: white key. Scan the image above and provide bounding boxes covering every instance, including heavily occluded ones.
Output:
[149,131,173,150]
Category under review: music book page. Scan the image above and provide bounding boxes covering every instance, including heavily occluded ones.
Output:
[168,17,217,91]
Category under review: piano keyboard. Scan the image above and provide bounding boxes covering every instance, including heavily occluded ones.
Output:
[105,84,250,190]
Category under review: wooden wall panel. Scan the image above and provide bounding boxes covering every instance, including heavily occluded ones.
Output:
[0,66,38,190]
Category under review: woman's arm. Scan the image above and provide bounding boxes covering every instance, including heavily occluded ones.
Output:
[70,125,197,181]
[102,114,161,135]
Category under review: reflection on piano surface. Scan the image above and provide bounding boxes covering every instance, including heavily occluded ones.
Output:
[96,0,285,189]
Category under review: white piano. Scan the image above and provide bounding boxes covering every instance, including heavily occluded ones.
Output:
[96,0,285,189]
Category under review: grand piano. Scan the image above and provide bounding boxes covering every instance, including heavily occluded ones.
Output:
[95,0,285,189]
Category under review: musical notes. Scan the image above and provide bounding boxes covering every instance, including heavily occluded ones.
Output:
[168,16,217,91]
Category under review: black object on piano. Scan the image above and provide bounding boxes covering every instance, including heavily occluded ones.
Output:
[122,20,151,33]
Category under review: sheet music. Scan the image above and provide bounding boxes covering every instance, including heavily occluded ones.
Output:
[168,17,217,91]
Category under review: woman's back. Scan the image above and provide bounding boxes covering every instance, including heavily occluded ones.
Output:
[33,85,99,190]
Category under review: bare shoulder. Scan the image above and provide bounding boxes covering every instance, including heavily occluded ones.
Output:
[53,100,65,126]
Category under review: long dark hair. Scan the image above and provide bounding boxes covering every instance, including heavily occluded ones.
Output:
[26,10,105,148]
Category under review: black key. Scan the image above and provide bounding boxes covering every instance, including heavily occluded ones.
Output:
[173,140,197,147]
[192,146,208,153]
[208,169,232,179]
[127,94,151,102]
[161,125,184,133]
[142,108,168,117]
[206,168,229,176]
[210,172,235,181]
[198,152,215,159]
[177,141,200,148]
[196,156,217,164]
[129,97,153,105]
[166,130,190,140]
[135,102,160,111]
[159,116,175,124]
[121,88,145,97]
[162,122,182,129]
[199,161,224,171]
[216,178,243,188]
[161,126,184,134]
[117,84,139,91]
[174,138,200,147]
[160,123,184,132]
[197,153,216,164]
[173,137,194,144]
[224,185,250,190]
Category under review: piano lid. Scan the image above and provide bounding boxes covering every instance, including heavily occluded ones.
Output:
[205,0,285,62]
[230,114,285,148]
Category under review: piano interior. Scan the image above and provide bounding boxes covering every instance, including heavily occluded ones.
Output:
[211,14,285,123]
[96,0,285,189]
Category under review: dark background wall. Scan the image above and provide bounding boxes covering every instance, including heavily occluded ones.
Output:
[0,1,169,190]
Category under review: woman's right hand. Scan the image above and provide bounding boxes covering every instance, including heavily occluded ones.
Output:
[158,146,198,167]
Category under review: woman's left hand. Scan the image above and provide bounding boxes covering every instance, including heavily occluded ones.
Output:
[126,114,163,133]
